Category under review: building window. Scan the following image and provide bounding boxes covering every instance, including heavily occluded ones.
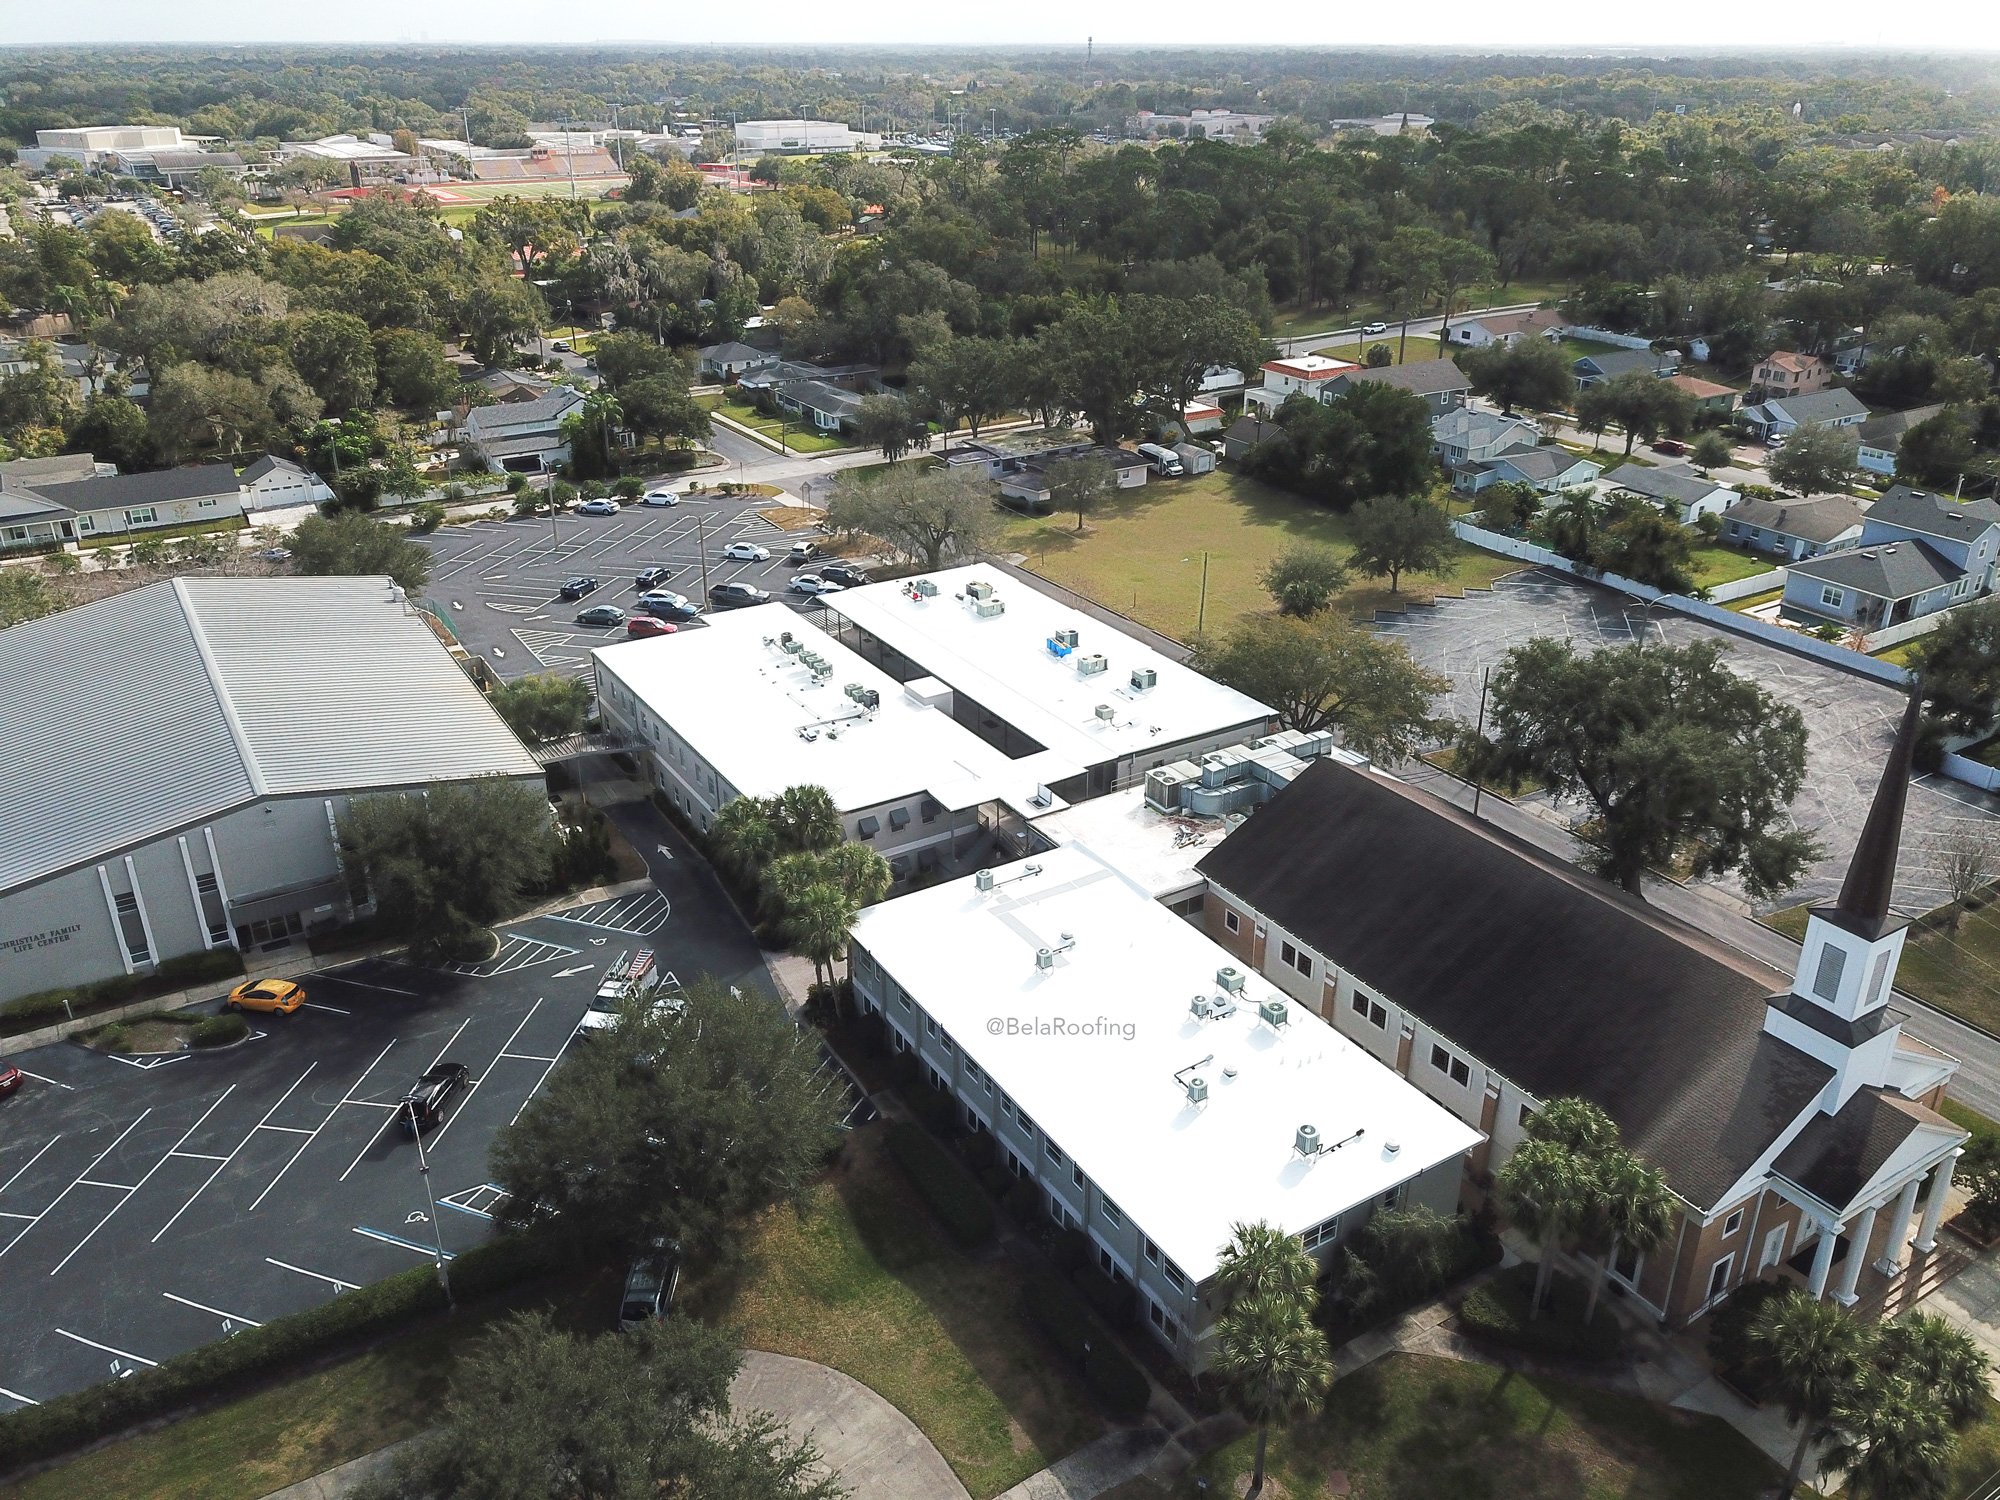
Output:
[1162,1259,1188,1292]
[1351,992,1369,1018]
[1722,1209,1744,1238]
[924,1016,940,1038]
[198,498,217,509]
[1102,1198,1124,1229]
[1143,1237,1161,1267]
[1279,940,1314,979]
[1820,585,1845,610]
[1223,910,1240,934]
[1301,1215,1341,1250]
[1429,1044,1471,1086]
[1045,1140,1066,1168]
[1368,1001,1385,1028]
[1706,1254,1734,1303]
[1812,944,1847,1003]
[125,507,156,525]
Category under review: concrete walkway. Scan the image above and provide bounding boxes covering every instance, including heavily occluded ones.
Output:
[258,1440,414,1499]
[730,1350,970,1500]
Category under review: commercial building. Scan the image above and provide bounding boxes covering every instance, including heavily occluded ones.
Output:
[277,135,420,186]
[847,843,1480,1368]
[0,579,541,1002]
[829,565,1277,801]
[1196,707,1966,1328]
[733,120,883,155]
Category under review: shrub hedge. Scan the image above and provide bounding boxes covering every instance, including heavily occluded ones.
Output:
[191,1014,250,1048]
[885,1121,996,1249]
[1457,1263,1625,1362]
[0,1231,561,1476]
[0,950,243,1035]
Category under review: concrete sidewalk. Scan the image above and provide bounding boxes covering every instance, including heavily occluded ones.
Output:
[732,1350,969,1500]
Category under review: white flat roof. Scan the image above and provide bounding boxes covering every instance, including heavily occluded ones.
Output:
[830,566,1273,769]
[851,846,1482,1281]
[593,604,1079,815]
[1263,355,1357,379]
[1027,786,1229,900]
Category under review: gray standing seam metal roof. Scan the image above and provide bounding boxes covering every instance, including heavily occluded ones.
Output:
[0,577,540,897]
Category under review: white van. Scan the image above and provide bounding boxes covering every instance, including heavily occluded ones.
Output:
[1137,442,1185,477]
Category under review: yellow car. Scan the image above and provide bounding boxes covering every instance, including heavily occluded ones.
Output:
[225,978,306,1016]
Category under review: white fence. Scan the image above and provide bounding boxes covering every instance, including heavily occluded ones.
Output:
[1560,325,1659,352]
[1862,610,1949,652]
[1941,752,2000,793]
[1706,568,1787,604]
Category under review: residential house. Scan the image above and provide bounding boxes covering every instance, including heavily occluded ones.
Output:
[1740,387,1870,444]
[1243,354,1357,417]
[0,462,248,548]
[1755,351,1834,398]
[1664,373,1741,417]
[774,378,865,433]
[1443,308,1565,349]
[1221,415,1280,464]
[1603,462,1740,524]
[697,341,779,382]
[1197,708,1967,1330]
[1431,408,1542,468]
[734,359,879,403]
[241,455,335,512]
[1861,485,2000,595]
[1856,406,1946,478]
[458,387,588,473]
[1453,445,1600,496]
[1325,359,1473,416]
[1722,494,1868,561]
[1782,541,1966,631]
[1177,401,1225,435]
[1572,347,1679,388]
[462,366,557,405]
[943,428,1098,481]
[1000,448,1149,509]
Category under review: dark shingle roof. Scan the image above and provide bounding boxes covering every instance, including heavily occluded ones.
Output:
[1605,462,1731,507]
[1723,493,1867,545]
[1194,759,1832,1206]
[1787,538,1962,600]
[1867,485,2000,545]
[1773,1088,1934,1212]
[1338,358,1471,397]
[1856,405,1945,450]
[1575,348,1670,378]
[15,463,241,514]
[1225,415,1279,447]
[1766,388,1868,426]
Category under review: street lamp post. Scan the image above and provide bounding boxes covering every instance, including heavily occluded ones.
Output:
[544,457,560,552]
[410,1114,453,1305]
[697,512,711,603]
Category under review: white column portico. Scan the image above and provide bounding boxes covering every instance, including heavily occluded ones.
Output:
[1876,1175,1924,1275]
[1833,1201,1880,1306]
[1807,1219,1840,1300]
[1915,1149,1964,1254]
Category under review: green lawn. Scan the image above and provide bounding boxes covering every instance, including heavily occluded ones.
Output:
[1105,1353,1777,1500]
[1314,339,1417,365]
[1763,895,2000,1034]
[698,394,849,454]
[996,468,1517,641]
[694,1129,1101,1498]
[1875,639,1925,669]
[1557,336,1625,365]
[1689,544,1776,590]
[1729,586,1785,614]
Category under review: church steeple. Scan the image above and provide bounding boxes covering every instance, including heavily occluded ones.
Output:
[1827,690,1921,941]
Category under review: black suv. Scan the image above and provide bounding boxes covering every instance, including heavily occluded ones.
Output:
[709,582,771,610]
[636,566,673,590]
[818,563,871,589]
[559,576,599,601]
[618,1242,682,1331]
[400,1062,470,1132]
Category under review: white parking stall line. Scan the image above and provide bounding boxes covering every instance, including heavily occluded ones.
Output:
[303,1002,351,1015]
[14,1068,74,1090]
[499,1053,559,1063]
[50,1087,237,1276]
[154,1064,317,1242]
[440,1182,510,1219]
[55,1328,157,1367]
[338,1015,472,1183]
[163,1292,263,1328]
[0,1111,150,1258]
[0,1386,37,1406]
[547,891,672,936]
[250,1044,394,1211]
[266,1257,360,1292]
[354,1225,457,1259]
[0,1136,62,1196]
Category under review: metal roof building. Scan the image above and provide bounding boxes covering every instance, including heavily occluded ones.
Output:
[0,578,540,1000]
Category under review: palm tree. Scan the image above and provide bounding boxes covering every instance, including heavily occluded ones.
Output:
[1749,1289,1871,1498]
[1213,1221,1320,1314]
[1579,1148,1676,1325]
[1210,1292,1335,1497]
[818,841,892,910]
[1495,1137,1592,1318]
[1824,1370,1953,1500]
[1535,487,1600,563]
[774,784,843,854]
[709,796,778,884]
[1522,1097,1618,1155]
[784,881,860,990]
[1875,1314,1990,1429]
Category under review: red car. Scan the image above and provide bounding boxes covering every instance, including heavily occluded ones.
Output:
[0,1063,21,1098]
[626,616,678,638]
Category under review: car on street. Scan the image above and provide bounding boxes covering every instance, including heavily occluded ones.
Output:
[787,540,820,564]
[550,340,570,352]
[722,541,771,562]
[635,566,673,590]
[1362,321,1389,336]
[640,489,680,507]
[709,581,770,609]
[225,978,306,1015]
[559,576,600,600]
[626,615,677,638]
[576,603,627,627]
[1651,438,1688,456]
[259,547,293,563]
[787,574,844,596]
[400,1062,470,1132]
[638,590,700,620]
[618,1242,682,1331]
[818,563,872,589]
[577,498,621,516]
[0,1063,21,1099]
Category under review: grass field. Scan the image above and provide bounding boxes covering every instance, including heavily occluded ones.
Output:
[1689,543,1775,590]
[995,468,1518,641]
[1314,339,1418,365]
[698,394,849,454]
[1103,1353,1776,1500]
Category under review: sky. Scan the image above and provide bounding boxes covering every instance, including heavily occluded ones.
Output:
[11,0,2000,49]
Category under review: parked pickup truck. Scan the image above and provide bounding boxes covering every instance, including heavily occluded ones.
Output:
[577,951,685,1036]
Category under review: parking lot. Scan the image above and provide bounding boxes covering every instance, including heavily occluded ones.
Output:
[1375,567,2000,912]
[419,494,842,680]
[0,809,772,1409]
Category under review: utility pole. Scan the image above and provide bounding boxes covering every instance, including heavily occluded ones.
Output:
[545,457,560,552]
[1196,551,1209,638]
[1470,666,1491,821]
[697,512,711,603]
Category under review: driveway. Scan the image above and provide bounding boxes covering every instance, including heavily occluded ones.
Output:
[732,1351,970,1500]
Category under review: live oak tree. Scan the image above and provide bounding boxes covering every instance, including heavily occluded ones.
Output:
[487,672,592,744]
[1910,595,2000,759]
[853,393,925,463]
[1768,421,1862,495]
[1344,494,1456,594]
[1042,450,1116,533]
[1578,369,1696,457]
[1463,637,1819,898]
[1244,385,1437,512]
[352,1312,844,1500]
[825,464,996,571]
[288,509,434,592]
[491,977,845,1261]
[1198,614,1449,762]
[1456,337,1571,415]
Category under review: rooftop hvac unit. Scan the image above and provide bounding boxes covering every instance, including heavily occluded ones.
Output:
[1185,1075,1208,1105]
[1144,767,1184,813]
[975,869,995,892]
[1259,997,1290,1029]
[1045,635,1074,659]
[908,578,939,599]
[782,637,804,655]
[1216,966,1245,994]
[1095,703,1116,722]
[967,579,995,601]
[1028,784,1053,808]
[810,660,833,680]
[780,631,795,647]
[857,688,880,710]
[1054,627,1079,649]
[1075,652,1108,677]
[1130,667,1157,691]
[1036,947,1055,971]
[1294,1123,1322,1158]
[1210,994,1237,1019]
[844,682,868,701]
[973,597,1006,619]
[1189,993,1213,1019]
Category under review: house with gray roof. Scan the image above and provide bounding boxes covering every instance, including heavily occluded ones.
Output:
[1325,358,1472,415]
[775,378,866,433]
[1859,485,2000,596]
[1722,493,1867,561]
[697,341,779,381]
[1856,405,1945,477]
[1603,461,1740,524]
[1571,347,1679,387]
[1783,538,1968,630]
[0,462,248,547]
[1741,387,1870,443]
[0,577,542,1001]
[1431,408,1542,467]
[458,387,588,472]
[1453,444,1600,494]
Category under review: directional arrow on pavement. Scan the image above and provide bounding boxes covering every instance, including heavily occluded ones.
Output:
[656,845,675,860]
[552,964,596,978]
